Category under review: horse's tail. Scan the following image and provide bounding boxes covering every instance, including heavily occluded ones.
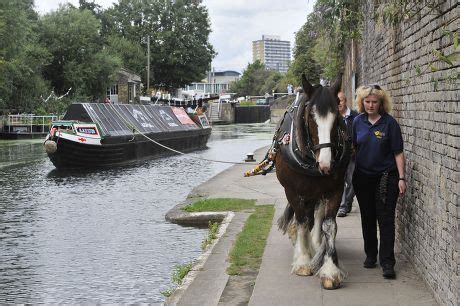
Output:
[277,204,294,234]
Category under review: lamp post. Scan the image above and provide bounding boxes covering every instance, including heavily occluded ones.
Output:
[147,36,150,94]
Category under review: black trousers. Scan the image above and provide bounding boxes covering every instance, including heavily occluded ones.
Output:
[352,169,399,268]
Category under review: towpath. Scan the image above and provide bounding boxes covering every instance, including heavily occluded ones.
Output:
[166,147,437,306]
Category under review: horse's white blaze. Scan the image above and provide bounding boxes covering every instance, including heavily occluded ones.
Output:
[311,201,325,252]
[292,223,312,272]
[313,108,336,173]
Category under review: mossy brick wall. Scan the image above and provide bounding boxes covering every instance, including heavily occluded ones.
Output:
[344,1,458,305]
[118,84,128,104]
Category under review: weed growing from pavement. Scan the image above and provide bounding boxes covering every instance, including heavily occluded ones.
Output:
[161,262,193,297]
[201,221,220,251]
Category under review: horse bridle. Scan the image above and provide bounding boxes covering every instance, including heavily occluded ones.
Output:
[303,101,343,162]
[279,90,350,176]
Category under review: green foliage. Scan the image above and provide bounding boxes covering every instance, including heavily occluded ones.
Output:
[103,0,215,89]
[40,6,121,102]
[227,205,274,275]
[171,262,193,285]
[0,0,50,113]
[314,0,363,43]
[260,71,283,95]
[160,261,193,297]
[0,0,215,113]
[275,19,319,90]
[282,0,362,84]
[230,61,280,96]
[312,37,343,81]
[201,221,220,251]
[106,35,146,74]
[160,288,173,297]
[373,0,442,27]
[286,18,321,85]
[183,198,256,212]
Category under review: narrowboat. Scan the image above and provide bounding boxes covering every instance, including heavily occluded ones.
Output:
[44,103,211,169]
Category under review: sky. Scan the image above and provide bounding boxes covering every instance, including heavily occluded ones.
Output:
[35,0,315,73]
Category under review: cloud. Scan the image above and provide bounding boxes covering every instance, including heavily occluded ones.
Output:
[203,0,315,72]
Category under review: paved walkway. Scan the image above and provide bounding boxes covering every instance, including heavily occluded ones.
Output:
[167,147,437,306]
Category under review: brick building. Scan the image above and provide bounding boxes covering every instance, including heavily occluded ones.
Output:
[107,68,142,104]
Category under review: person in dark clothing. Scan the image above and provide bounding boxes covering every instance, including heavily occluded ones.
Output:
[337,91,358,217]
[352,84,406,279]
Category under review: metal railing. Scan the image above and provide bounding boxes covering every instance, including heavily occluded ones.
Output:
[1,114,60,134]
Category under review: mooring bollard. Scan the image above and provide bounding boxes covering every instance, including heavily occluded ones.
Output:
[245,152,255,162]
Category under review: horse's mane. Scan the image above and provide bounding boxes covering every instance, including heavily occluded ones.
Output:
[308,86,338,117]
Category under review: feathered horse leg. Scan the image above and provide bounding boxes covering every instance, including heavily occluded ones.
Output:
[317,192,346,289]
[280,193,316,276]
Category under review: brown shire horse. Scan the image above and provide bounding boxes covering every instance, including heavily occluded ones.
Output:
[275,74,350,289]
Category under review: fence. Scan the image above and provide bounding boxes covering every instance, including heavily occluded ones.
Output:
[1,114,59,134]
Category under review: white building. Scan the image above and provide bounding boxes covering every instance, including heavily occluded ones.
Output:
[182,70,240,94]
[252,35,291,74]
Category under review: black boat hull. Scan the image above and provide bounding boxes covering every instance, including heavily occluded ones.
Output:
[47,128,211,169]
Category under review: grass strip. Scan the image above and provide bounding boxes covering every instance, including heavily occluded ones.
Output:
[183,198,256,212]
[227,205,275,275]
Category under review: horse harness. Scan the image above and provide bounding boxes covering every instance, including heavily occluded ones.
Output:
[272,96,350,176]
[244,95,351,177]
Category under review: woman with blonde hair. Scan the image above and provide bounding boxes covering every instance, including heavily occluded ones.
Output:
[352,84,406,279]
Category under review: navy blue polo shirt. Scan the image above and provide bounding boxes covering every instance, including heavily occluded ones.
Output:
[352,113,403,176]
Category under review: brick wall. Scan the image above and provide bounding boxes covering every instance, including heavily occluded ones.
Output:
[343,1,459,305]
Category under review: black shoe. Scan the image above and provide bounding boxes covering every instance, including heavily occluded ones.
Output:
[382,266,396,279]
[337,210,347,217]
[363,257,377,268]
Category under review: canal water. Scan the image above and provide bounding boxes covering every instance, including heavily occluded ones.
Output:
[0,124,276,304]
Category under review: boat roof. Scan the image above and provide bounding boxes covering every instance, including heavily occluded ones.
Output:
[62,103,200,137]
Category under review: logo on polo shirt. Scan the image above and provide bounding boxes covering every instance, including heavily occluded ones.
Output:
[374,131,385,138]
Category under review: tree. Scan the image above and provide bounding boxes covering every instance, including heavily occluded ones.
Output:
[230,61,278,96]
[286,17,322,85]
[78,0,103,17]
[102,0,215,90]
[283,0,363,85]
[39,5,122,101]
[106,34,146,75]
[312,36,342,81]
[0,0,50,113]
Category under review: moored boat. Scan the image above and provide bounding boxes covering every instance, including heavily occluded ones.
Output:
[44,103,211,169]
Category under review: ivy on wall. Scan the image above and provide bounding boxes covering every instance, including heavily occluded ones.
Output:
[372,0,459,89]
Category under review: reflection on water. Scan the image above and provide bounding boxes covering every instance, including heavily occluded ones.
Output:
[0,123,276,304]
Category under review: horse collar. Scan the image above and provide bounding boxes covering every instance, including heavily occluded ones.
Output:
[275,100,350,176]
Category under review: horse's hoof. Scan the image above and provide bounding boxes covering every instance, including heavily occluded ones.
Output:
[321,277,341,289]
[294,266,313,276]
